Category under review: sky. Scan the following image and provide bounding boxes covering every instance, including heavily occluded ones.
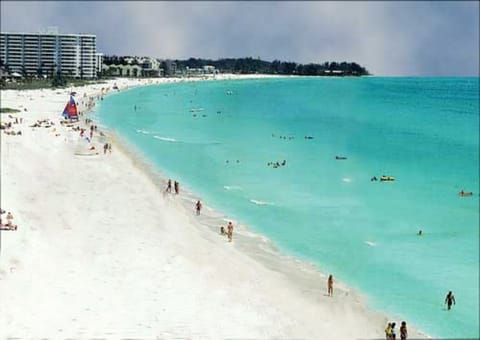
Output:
[1,1,479,76]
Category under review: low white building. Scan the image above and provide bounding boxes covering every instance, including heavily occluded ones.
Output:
[185,65,217,77]
[102,64,143,77]
[138,57,161,77]
[102,55,162,77]
[203,65,216,74]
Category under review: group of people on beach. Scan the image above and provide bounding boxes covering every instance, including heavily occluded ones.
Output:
[220,221,235,242]
[89,124,98,139]
[103,143,112,154]
[71,113,113,155]
[385,321,408,340]
[0,210,17,231]
[165,179,180,195]
[1,115,23,135]
[79,124,99,139]
[383,291,455,340]
[194,200,236,242]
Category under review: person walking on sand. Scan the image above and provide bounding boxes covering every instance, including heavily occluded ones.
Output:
[385,322,392,340]
[6,212,14,225]
[445,291,456,310]
[227,221,234,242]
[166,179,172,193]
[174,181,179,195]
[390,322,396,340]
[195,200,202,215]
[400,321,408,340]
[327,274,334,297]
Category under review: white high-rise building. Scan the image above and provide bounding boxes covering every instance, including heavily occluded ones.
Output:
[0,29,97,79]
[95,52,104,77]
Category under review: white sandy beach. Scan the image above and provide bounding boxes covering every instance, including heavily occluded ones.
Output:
[0,76,425,339]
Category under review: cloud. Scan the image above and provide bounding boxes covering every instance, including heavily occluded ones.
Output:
[1,1,478,75]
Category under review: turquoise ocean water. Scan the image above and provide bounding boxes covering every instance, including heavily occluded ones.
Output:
[96,77,479,338]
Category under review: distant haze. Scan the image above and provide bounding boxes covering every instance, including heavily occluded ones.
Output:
[1,1,478,76]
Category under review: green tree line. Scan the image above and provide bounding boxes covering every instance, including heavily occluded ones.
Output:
[174,57,369,76]
[102,56,369,76]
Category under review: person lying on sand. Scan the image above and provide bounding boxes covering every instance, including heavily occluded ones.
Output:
[2,222,18,231]
[0,218,17,231]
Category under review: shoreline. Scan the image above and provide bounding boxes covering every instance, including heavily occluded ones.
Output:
[1,76,428,339]
[98,79,431,339]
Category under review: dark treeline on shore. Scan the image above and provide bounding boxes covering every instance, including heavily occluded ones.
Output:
[103,56,370,76]
[176,57,369,76]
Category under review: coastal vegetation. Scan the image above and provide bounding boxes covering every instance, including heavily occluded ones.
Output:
[0,57,368,90]
[103,56,370,76]
[0,76,105,90]
[0,60,106,89]
[174,57,369,76]
[0,107,21,114]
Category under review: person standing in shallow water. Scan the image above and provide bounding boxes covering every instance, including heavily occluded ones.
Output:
[327,274,334,296]
[445,291,456,310]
